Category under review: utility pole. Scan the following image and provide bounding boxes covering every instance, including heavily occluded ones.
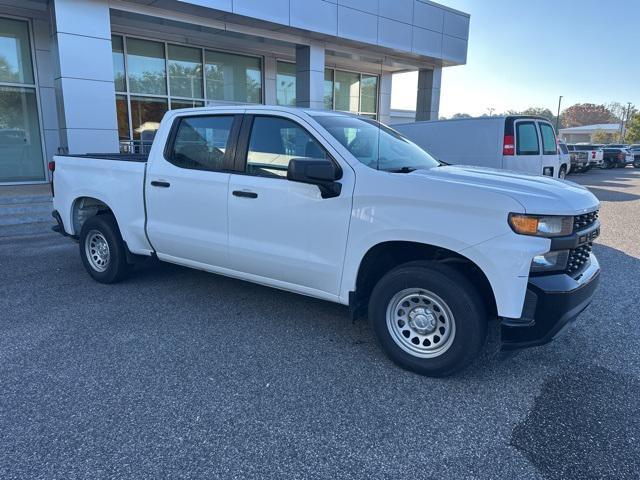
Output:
[556,95,563,132]
[622,102,633,141]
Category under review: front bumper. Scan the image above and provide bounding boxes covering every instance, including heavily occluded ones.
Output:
[501,254,600,350]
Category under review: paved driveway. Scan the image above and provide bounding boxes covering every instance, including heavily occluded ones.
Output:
[1,168,639,479]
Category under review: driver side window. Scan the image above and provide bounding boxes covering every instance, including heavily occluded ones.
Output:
[246,116,328,178]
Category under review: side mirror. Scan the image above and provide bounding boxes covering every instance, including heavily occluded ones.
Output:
[287,158,342,198]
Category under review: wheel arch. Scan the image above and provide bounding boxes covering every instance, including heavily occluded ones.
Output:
[349,240,498,320]
[70,195,116,236]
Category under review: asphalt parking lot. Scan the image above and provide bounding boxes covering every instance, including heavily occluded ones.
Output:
[1,167,639,480]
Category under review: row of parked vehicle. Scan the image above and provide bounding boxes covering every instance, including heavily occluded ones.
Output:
[559,142,640,173]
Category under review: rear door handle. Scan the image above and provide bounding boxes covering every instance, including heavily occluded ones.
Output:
[151,180,170,188]
[232,190,258,199]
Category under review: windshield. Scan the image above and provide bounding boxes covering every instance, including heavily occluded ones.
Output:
[313,115,440,171]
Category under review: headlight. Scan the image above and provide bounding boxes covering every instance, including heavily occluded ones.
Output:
[530,250,569,272]
[509,213,573,237]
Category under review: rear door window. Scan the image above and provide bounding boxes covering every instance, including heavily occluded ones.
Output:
[168,115,236,171]
[516,121,539,155]
[538,123,557,155]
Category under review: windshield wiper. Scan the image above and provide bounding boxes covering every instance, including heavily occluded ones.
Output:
[384,166,417,173]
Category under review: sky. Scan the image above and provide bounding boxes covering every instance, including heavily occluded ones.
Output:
[391,0,640,118]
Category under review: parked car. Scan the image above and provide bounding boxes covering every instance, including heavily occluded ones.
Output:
[394,116,563,178]
[557,140,571,175]
[569,150,590,173]
[569,144,604,169]
[50,106,601,377]
[602,147,634,168]
[629,144,640,168]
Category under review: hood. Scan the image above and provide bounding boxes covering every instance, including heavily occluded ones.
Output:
[412,165,599,214]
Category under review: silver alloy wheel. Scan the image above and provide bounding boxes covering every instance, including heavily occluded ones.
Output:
[85,230,110,272]
[386,288,456,358]
[559,168,567,179]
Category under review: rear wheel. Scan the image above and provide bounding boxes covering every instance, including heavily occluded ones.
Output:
[79,214,131,283]
[368,261,487,377]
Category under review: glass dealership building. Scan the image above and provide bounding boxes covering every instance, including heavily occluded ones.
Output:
[0,0,469,184]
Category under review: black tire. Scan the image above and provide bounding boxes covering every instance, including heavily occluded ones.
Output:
[634,164,640,169]
[79,214,131,283]
[559,165,567,179]
[368,261,487,377]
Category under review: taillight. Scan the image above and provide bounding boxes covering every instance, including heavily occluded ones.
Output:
[503,135,515,155]
[591,151,596,159]
[618,153,624,161]
[48,161,55,197]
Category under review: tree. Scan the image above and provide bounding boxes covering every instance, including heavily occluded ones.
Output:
[625,113,640,143]
[451,113,472,119]
[560,103,617,128]
[521,107,557,125]
[591,129,618,144]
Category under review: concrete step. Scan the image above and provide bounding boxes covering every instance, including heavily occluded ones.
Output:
[0,221,55,238]
[0,194,52,206]
[0,210,53,226]
[0,201,52,216]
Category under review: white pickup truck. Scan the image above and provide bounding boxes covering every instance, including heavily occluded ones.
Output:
[51,106,601,376]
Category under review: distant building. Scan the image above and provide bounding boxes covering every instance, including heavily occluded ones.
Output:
[389,109,418,125]
[558,124,621,143]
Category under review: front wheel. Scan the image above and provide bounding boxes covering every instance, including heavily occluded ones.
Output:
[559,165,567,179]
[368,261,487,377]
[79,214,131,283]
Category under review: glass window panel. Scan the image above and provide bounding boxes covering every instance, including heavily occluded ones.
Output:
[115,94,130,140]
[334,71,360,113]
[111,35,126,92]
[168,44,203,99]
[539,123,557,155]
[276,61,296,107]
[205,50,262,104]
[171,99,204,109]
[313,115,439,171]
[516,122,540,155]
[0,17,35,84]
[324,68,333,110]
[246,116,327,178]
[169,115,235,171]
[126,38,166,95]
[360,74,378,113]
[0,86,44,182]
[130,96,168,141]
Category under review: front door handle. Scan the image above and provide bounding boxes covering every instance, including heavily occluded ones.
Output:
[232,190,258,199]
[151,180,170,188]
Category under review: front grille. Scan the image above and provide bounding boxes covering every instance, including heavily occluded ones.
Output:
[573,210,598,232]
[566,242,593,275]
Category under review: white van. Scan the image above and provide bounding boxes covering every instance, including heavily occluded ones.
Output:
[394,116,564,178]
